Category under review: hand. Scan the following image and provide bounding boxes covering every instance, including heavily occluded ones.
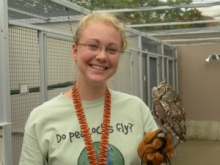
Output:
[137,129,173,165]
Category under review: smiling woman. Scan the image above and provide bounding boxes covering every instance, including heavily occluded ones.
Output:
[72,21,122,92]
[19,12,172,165]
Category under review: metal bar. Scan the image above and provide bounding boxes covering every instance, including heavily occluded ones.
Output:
[161,43,165,80]
[163,37,220,42]
[95,2,220,13]
[38,31,48,103]
[49,0,91,15]
[172,60,175,88]
[156,56,159,89]
[147,55,151,107]
[126,19,220,28]
[0,0,13,164]
[172,42,216,46]
[147,29,220,36]
[140,51,177,60]
[8,7,50,21]
[125,27,175,47]
[175,49,179,93]
[9,20,72,37]
[126,27,164,43]
[166,59,169,84]
[138,36,143,100]
[46,33,73,42]
[10,15,83,24]
[129,51,133,94]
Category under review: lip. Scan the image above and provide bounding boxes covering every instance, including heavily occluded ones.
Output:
[89,64,108,70]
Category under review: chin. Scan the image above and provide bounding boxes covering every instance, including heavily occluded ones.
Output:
[88,77,109,85]
[90,79,107,85]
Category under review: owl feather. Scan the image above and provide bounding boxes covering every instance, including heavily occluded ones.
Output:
[152,79,187,148]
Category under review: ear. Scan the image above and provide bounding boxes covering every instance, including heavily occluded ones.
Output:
[72,43,78,62]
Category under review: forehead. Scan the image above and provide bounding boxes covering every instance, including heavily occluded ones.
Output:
[80,22,121,44]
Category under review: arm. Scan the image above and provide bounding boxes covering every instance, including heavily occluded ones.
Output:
[19,131,46,165]
[140,100,158,133]
[138,101,173,164]
[19,108,47,165]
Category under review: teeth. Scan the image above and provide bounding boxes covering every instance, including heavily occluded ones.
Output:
[90,65,106,70]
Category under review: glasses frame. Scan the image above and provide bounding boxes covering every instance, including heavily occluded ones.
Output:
[77,43,124,55]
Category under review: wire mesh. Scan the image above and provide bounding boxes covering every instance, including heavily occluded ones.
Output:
[131,51,140,97]
[142,37,160,54]
[8,0,83,34]
[9,25,41,165]
[116,51,131,94]
[46,37,76,100]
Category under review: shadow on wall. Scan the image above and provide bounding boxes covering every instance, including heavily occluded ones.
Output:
[186,120,220,141]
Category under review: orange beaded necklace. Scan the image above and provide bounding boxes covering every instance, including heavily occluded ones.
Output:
[72,85,111,165]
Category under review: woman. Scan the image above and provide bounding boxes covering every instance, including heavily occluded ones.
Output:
[19,12,172,165]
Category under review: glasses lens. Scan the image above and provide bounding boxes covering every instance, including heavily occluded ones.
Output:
[106,48,119,55]
[81,40,121,55]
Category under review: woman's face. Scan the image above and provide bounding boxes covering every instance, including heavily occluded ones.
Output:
[72,22,122,86]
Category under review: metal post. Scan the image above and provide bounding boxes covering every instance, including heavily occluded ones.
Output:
[38,31,48,103]
[0,0,13,164]
[129,51,133,94]
[146,55,150,107]
[138,35,143,100]
[161,43,165,80]
[175,48,179,93]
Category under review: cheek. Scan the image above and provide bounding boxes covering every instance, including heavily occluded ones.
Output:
[110,56,120,67]
[77,51,92,63]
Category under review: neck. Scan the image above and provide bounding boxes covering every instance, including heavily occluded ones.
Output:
[75,82,107,101]
[64,79,107,101]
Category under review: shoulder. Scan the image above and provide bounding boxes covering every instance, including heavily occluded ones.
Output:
[110,89,145,104]
[110,90,158,131]
[110,89,148,112]
[27,94,72,122]
[24,94,73,133]
[34,94,68,111]
[110,89,140,100]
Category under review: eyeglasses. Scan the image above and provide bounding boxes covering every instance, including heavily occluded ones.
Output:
[77,43,124,55]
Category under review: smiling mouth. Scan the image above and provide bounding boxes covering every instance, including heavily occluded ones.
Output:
[90,64,107,70]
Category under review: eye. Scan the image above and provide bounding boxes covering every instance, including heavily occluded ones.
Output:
[87,44,99,51]
[157,87,162,92]
[106,48,118,55]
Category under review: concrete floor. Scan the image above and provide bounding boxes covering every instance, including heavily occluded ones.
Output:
[171,140,220,165]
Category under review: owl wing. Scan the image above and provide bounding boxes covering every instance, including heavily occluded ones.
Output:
[160,100,187,142]
[152,99,174,135]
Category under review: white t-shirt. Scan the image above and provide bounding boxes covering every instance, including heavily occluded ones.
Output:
[19,89,158,165]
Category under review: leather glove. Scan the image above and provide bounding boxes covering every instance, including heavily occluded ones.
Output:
[137,129,173,165]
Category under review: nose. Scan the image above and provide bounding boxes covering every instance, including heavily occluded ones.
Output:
[95,48,107,61]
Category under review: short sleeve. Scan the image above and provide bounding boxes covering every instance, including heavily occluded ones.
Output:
[140,100,159,134]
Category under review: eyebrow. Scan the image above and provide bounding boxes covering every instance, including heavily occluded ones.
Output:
[86,38,119,46]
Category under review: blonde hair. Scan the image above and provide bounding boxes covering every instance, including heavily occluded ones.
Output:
[73,12,127,52]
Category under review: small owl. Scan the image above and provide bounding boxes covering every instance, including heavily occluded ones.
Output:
[152,79,187,148]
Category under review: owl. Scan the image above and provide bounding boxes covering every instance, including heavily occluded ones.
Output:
[152,79,187,148]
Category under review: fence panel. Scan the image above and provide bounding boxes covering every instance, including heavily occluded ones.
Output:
[9,26,41,165]
[46,36,76,100]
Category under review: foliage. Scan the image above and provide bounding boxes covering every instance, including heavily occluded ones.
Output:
[70,0,207,30]
[8,0,207,30]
